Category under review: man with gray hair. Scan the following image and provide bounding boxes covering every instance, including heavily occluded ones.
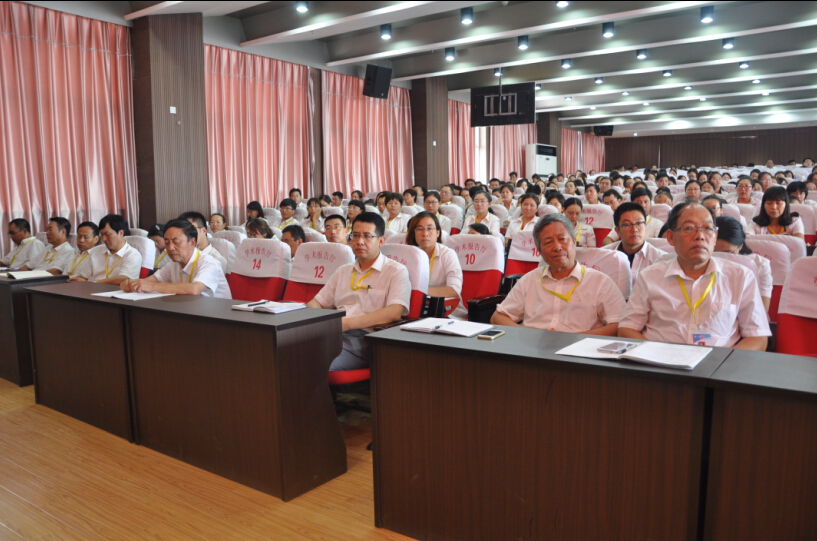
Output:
[491,213,625,335]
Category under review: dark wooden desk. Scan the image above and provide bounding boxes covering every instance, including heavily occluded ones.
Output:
[26,282,347,501]
[705,350,817,541]
[367,327,731,541]
[0,274,68,386]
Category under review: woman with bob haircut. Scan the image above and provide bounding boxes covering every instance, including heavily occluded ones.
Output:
[749,186,805,240]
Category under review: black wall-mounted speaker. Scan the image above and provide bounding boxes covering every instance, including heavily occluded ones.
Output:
[362,64,392,99]
[593,125,614,136]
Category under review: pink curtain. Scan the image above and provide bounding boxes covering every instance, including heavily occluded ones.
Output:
[561,128,580,175]
[0,1,138,255]
[205,45,312,225]
[488,124,536,180]
[322,70,413,197]
[448,100,475,184]
[580,132,606,174]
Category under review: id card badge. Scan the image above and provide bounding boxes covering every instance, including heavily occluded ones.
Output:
[691,332,712,346]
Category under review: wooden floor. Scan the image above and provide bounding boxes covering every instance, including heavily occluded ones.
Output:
[0,379,411,541]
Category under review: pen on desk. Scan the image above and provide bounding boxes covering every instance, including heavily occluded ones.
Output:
[431,322,452,331]
[246,301,267,307]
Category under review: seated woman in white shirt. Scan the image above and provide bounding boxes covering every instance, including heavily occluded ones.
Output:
[546,191,565,212]
[748,186,805,240]
[245,201,265,227]
[584,184,601,205]
[563,197,596,248]
[715,216,772,313]
[463,190,501,237]
[497,183,517,215]
[402,188,425,213]
[346,200,365,228]
[406,212,463,301]
[564,180,578,196]
[505,193,540,245]
[728,177,757,206]
[301,197,325,234]
[384,192,410,233]
[422,190,452,234]
[147,224,170,270]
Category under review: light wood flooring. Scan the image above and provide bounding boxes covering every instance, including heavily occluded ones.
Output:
[0,379,411,541]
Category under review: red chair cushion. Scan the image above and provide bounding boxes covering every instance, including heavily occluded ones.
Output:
[593,228,611,247]
[451,228,461,235]
[505,260,538,277]
[140,267,150,279]
[776,313,817,356]
[282,281,323,304]
[408,290,425,319]
[227,274,287,302]
[328,368,370,385]
[805,234,816,246]
[769,285,782,323]
[460,269,502,304]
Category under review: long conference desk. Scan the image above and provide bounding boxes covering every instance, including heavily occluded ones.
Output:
[25,282,347,501]
[367,327,817,541]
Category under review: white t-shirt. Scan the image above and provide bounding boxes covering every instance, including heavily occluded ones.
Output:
[619,256,771,347]
[32,241,74,272]
[748,216,804,236]
[495,263,625,332]
[748,252,773,299]
[153,249,232,299]
[463,213,501,236]
[505,217,538,240]
[80,242,142,281]
[201,243,228,274]
[428,243,463,297]
[1,237,45,268]
[313,253,411,327]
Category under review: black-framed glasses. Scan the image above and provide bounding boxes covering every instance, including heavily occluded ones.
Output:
[673,225,718,236]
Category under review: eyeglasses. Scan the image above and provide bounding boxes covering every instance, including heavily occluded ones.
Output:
[619,221,646,230]
[7,230,20,236]
[349,233,380,241]
[673,225,718,236]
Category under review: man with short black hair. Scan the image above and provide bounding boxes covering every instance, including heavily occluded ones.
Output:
[276,198,298,230]
[323,214,347,245]
[602,189,622,211]
[179,211,228,274]
[32,217,74,274]
[584,184,600,205]
[508,172,518,183]
[1,219,44,269]
[64,221,100,278]
[307,212,410,371]
[121,219,231,298]
[602,203,663,283]
[787,181,817,209]
[289,188,307,210]
[70,214,141,284]
[281,224,305,258]
[603,188,663,244]
[331,192,344,207]
[464,179,476,189]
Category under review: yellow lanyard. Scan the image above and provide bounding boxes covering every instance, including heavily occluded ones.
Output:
[277,218,294,230]
[474,214,486,224]
[768,224,784,235]
[429,251,435,278]
[676,272,716,327]
[104,251,125,278]
[184,250,200,283]
[575,223,582,242]
[541,265,585,302]
[9,238,34,267]
[43,247,58,263]
[69,251,89,274]
[350,267,374,291]
[155,250,167,267]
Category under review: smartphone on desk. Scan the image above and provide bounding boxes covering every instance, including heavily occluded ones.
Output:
[477,329,505,340]
[596,341,637,354]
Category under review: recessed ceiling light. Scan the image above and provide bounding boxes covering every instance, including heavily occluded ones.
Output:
[634,133,638,136]
[636,49,648,60]
[561,58,572,69]
[494,67,502,77]
[565,96,573,101]
[461,7,473,25]
[762,91,770,96]
[722,38,735,49]
[602,22,614,38]
[622,91,630,96]
[445,47,455,61]
[700,97,707,101]
[295,1,309,13]
[534,83,541,90]
[739,61,750,69]
[518,36,529,50]
[380,24,391,40]
[684,86,693,90]
[663,70,672,77]
[752,79,761,84]
[643,102,650,106]
[556,1,569,7]
[700,5,714,24]
[595,77,604,84]
[590,106,596,110]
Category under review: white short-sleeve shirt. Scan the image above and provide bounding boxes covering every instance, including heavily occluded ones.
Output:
[748,216,804,236]
[604,216,665,243]
[603,240,665,282]
[572,221,597,248]
[202,243,228,274]
[429,243,463,297]
[463,213,501,236]
[32,241,74,272]
[619,257,771,347]
[748,252,773,299]
[154,249,170,270]
[505,217,538,240]
[81,242,142,281]
[1,237,45,268]
[435,213,452,234]
[495,263,626,332]
[152,249,232,299]
[313,253,411,325]
[301,216,325,233]
[385,213,411,233]
[275,217,298,230]
[63,247,99,277]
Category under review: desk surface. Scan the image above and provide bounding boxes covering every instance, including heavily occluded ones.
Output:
[709,348,817,397]
[367,325,731,384]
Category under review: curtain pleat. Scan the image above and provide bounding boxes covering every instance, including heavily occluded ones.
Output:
[0,1,137,255]
[580,132,606,173]
[448,99,475,184]
[204,45,312,225]
[561,128,581,175]
[321,70,413,197]
[487,123,536,180]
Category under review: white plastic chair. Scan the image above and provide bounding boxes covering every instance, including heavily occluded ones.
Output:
[214,230,247,250]
[124,235,156,278]
[130,227,149,237]
[227,225,247,235]
[303,229,327,243]
[209,237,236,274]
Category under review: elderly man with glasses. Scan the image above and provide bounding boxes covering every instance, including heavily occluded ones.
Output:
[2,219,45,270]
[618,202,770,350]
[307,212,410,371]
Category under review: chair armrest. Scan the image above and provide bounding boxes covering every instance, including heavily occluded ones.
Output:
[467,295,507,323]
[373,317,420,332]
[468,295,507,307]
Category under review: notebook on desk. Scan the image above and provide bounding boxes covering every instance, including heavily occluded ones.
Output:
[556,338,710,370]
[400,318,493,338]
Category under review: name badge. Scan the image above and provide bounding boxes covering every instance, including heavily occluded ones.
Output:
[692,332,713,346]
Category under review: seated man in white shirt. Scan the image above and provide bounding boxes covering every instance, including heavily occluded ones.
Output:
[69,214,142,285]
[603,188,664,244]
[1,219,45,270]
[63,221,100,278]
[121,218,231,299]
[290,188,307,211]
[331,191,344,207]
[618,202,770,350]
[602,202,663,283]
[32,217,75,274]
[323,214,348,245]
[179,211,228,274]
[281,224,305,258]
[307,212,411,371]
[491,213,625,335]
[275,198,299,230]
[602,189,622,212]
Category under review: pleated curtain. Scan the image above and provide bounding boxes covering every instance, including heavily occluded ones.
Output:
[580,132,606,174]
[448,99,476,185]
[487,124,537,181]
[560,128,581,175]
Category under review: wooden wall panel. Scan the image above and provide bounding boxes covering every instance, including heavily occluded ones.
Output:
[605,127,817,170]
[132,14,210,227]
[536,112,561,172]
[410,77,449,189]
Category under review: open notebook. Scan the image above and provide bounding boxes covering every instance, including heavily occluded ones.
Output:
[556,338,711,370]
[232,300,306,314]
[1,270,53,279]
[400,318,493,338]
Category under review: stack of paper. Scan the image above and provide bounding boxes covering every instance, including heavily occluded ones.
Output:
[400,318,494,338]
[232,300,306,314]
[556,338,710,370]
[1,270,53,279]
[92,291,175,301]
